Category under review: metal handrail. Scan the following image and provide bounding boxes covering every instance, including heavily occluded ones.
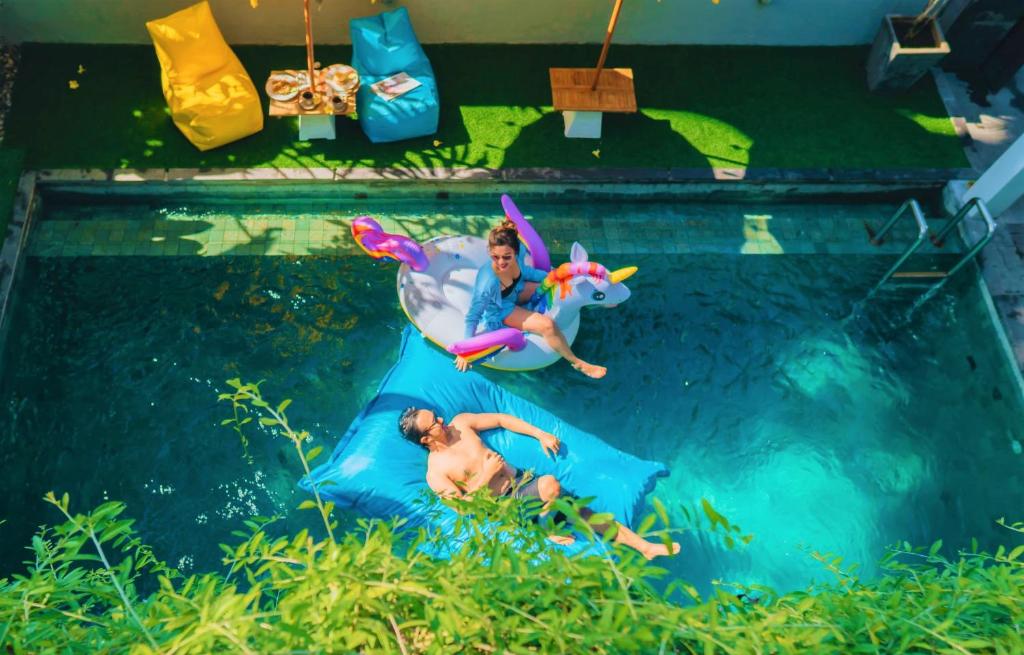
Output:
[869,198,929,246]
[931,196,994,247]
[865,199,929,300]
[906,198,997,314]
[931,197,996,278]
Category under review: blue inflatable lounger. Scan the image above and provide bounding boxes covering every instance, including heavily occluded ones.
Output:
[300,327,668,555]
[349,7,440,144]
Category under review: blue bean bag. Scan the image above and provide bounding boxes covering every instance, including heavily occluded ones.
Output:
[349,7,440,143]
[300,327,668,555]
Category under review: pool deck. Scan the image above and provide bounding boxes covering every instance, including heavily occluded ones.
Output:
[933,66,1024,376]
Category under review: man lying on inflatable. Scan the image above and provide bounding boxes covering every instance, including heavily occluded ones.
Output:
[398,406,680,560]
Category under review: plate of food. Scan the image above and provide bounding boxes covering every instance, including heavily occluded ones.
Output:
[322,64,360,94]
[266,73,299,101]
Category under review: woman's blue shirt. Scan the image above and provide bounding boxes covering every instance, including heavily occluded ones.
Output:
[464,250,547,338]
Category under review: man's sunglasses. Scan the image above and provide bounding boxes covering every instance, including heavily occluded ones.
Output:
[419,414,442,437]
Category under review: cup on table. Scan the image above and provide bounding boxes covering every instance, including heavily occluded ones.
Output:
[299,90,319,110]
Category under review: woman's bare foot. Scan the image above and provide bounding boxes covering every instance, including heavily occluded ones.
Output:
[640,541,681,561]
[572,361,607,379]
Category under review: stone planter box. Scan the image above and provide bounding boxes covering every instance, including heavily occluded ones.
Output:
[867,15,950,93]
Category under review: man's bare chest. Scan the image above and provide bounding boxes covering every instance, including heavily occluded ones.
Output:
[435,439,490,480]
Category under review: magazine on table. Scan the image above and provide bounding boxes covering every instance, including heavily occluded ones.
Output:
[370,72,422,101]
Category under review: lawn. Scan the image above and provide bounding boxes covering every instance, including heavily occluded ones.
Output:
[5,43,967,172]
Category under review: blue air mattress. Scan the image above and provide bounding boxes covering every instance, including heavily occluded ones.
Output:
[300,327,668,554]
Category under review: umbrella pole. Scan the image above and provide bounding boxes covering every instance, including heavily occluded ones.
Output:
[591,0,624,91]
[303,0,316,92]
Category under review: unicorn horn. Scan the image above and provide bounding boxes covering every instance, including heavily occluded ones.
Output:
[609,266,637,284]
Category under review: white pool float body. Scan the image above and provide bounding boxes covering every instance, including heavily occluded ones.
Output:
[398,237,636,371]
[359,195,637,372]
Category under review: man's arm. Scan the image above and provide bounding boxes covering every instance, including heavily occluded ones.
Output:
[462,450,508,494]
[456,413,560,458]
[458,412,541,438]
[427,452,506,498]
[426,470,463,498]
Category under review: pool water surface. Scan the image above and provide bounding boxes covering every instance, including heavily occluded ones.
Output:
[1,195,1022,598]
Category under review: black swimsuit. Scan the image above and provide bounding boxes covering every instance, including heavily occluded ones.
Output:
[500,273,522,299]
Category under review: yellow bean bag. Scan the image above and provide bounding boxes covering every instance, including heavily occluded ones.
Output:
[146,1,263,151]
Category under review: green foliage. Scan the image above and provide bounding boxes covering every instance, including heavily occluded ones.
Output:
[219,379,336,543]
[2,386,1022,653]
[2,493,1023,654]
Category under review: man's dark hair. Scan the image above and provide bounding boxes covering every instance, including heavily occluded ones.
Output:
[398,406,425,448]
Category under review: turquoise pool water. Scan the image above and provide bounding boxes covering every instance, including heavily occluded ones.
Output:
[2,194,1023,598]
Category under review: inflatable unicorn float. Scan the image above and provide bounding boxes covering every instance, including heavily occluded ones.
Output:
[351,195,637,371]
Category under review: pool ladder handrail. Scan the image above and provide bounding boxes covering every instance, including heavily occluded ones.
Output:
[864,199,929,301]
[864,197,996,303]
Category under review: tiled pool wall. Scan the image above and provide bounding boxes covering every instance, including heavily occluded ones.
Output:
[5,178,1018,401]
[976,265,1024,415]
[0,178,966,328]
[0,172,35,347]
[23,179,957,259]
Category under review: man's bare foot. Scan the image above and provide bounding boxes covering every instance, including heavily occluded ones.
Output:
[641,541,681,561]
[572,361,607,379]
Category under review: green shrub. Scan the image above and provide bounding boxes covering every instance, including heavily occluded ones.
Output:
[1,384,1021,653]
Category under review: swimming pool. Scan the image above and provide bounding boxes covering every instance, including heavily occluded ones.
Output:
[1,190,1022,598]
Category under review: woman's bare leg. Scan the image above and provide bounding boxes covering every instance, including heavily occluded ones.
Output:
[504,306,606,379]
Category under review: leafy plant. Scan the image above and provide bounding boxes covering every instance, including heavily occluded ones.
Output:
[219,378,335,542]
[3,492,1023,653]
[1,385,1022,653]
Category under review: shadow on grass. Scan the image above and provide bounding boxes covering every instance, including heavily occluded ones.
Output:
[4,44,968,173]
[501,110,709,169]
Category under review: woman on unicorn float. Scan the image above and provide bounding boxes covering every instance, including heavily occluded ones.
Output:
[456,220,607,379]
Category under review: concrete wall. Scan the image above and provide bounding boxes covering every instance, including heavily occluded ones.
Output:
[0,0,934,46]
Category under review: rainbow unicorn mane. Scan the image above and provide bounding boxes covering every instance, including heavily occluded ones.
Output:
[538,261,609,307]
[527,242,638,316]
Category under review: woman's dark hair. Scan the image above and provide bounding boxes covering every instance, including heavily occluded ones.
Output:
[398,406,426,448]
[488,219,520,255]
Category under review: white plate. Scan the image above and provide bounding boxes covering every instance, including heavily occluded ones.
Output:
[322,64,360,93]
[266,73,299,101]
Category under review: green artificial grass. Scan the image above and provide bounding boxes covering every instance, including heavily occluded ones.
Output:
[0,149,24,240]
[5,43,968,171]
